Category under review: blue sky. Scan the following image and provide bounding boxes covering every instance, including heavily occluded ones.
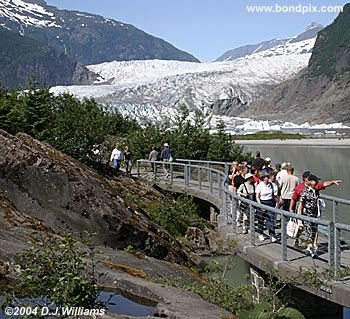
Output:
[47,0,348,62]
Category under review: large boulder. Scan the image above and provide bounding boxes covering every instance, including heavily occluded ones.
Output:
[0,130,191,265]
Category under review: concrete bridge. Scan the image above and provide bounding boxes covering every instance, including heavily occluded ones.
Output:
[136,159,350,308]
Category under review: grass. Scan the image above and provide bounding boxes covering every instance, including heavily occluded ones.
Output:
[233,131,305,140]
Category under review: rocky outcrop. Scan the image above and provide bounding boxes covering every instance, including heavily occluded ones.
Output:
[242,69,350,124]
[242,4,350,124]
[0,129,190,265]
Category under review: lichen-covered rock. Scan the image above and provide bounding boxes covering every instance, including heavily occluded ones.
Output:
[0,129,191,265]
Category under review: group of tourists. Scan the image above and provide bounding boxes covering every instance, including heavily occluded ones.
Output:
[109,144,133,175]
[109,142,174,176]
[230,151,342,258]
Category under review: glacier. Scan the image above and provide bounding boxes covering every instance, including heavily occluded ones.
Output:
[50,32,348,132]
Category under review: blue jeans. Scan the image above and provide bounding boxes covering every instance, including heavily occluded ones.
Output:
[257,199,276,236]
[125,160,132,174]
[113,159,121,171]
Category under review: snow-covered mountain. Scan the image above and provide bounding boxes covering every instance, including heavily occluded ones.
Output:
[216,22,323,61]
[52,26,316,124]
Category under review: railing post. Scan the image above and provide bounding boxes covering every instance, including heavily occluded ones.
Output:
[209,169,213,193]
[281,214,288,261]
[332,201,340,275]
[328,221,335,270]
[184,165,188,187]
[222,192,228,224]
[170,163,173,184]
[199,167,202,190]
[224,163,229,176]
[249,204,255,246]
[218,173,221,197]
[137,160,140,177]
[334,223,340,275]
[189,161,192,181]
[231,195,236,233]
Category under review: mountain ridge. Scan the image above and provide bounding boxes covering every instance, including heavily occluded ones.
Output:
[216,22,322,62]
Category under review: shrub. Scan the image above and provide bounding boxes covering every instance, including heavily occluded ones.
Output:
[4,231,104,310]
[147,195,198,237]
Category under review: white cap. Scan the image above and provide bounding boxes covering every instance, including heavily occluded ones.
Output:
[164,143,169,147]
[265,157,271,162]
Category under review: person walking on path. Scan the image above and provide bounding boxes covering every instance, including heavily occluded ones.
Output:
[160,143,173,177]
[110,144,123,172]
[252,151,265,170]
[290,170,342,248]
[148,146,159,173]
[123,146,132,175]
[279,166,299,211]
[237,173,256,234]
[298,174,322,258]
[256,172,278,242]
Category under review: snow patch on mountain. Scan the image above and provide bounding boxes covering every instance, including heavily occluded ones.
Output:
[0,0,60,28]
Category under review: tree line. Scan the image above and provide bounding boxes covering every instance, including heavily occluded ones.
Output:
[0,84,251,164]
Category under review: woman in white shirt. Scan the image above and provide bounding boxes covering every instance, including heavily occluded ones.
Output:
[237,173,256,234]
[256,172,278,242]
[110,144,123,171]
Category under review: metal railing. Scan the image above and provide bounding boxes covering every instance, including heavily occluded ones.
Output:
[136,159,350,275]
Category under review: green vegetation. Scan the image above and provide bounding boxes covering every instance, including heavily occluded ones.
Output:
[0,88,251,165]
[233,131,305,140]
[308,3,350,78]
[148,194,199,237]
[160,277,254,315]
[238,302,304,319]
[3,231,104,311]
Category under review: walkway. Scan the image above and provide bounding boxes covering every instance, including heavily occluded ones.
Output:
[136,159,350,308]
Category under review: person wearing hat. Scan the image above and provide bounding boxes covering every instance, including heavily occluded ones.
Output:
[261,157,273,174]
[237,173,256,234]
[279,166,299,212]
[160,143,173,177]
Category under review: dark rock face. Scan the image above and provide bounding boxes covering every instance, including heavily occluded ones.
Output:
[0,0,199,65]
[0,27,97,88]
[0,130,190,265]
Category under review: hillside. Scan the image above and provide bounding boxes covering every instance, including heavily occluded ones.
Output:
[244,4,350,124]
[0,0,199,65]
[0,27,96,88]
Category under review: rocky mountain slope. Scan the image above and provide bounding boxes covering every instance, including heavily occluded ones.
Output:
[0,129,190,265]
[0,27,96,88]
[244,4,350,124]
[0,0,199,65]
[216,22,322,61]
[52,27,316,124]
